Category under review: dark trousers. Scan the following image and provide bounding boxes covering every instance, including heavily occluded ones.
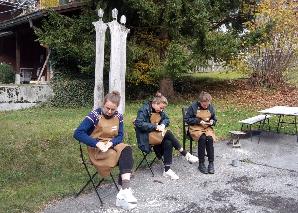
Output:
[118,146,134,174]
[198,134,214,163]
[161,130,182,166]
[118,146,133,185]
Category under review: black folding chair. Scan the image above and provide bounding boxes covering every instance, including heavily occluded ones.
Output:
[134,144,163,176]
[182,107,194,154]
[75,142,119,205]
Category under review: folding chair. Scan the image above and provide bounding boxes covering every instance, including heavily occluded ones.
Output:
[182,107,194,154]
[75,142,119,205]
[134,144,163,176]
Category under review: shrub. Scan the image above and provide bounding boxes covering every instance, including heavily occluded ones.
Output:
[48,73,94,107]
[0,63,14,84]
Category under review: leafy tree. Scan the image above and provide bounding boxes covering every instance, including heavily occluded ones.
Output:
[35,9,97,78]
[36,0,258,96]
[243,0,298,87]
[97,0,257,96]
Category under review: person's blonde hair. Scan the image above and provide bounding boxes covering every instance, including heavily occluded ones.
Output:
[199,91,212,102]
[104,90,121,106]
[152,91,168,105]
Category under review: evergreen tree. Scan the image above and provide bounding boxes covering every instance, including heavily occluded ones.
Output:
[36,0,258,96]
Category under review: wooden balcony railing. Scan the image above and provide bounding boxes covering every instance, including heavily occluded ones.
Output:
[39,0,82,9]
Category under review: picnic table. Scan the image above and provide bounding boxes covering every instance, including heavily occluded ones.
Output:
[258,106,298,142]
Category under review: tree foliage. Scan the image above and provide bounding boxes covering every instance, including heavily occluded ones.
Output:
[35,0,258,89]
[35,9,97,77]
[0,63,14,84]
[243,0,298,87]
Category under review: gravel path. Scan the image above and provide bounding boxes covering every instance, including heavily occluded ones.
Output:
[43,132,298,213]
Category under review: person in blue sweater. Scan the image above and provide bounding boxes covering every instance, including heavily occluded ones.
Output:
[135,92,198,180]
[184,91,217,174]
[73,91,137,210]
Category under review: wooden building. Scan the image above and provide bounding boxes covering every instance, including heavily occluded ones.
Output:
[0,0,87,83]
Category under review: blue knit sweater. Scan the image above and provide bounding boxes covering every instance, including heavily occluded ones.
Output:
[73,108,124,147]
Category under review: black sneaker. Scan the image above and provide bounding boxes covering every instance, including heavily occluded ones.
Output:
[198,162,208,174]
[208,162,215,174]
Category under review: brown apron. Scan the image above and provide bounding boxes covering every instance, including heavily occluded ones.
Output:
[189,109,216,142]
[87,115,127,177]
[148,113,166,145]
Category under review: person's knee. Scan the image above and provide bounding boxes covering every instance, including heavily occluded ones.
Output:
[198,134,207,143]
[119,146,134,174]
[122,146,133,155]
[164,130,177,142]
[162,140,174,157]
[206,136,214,144]
[163,139,173,149]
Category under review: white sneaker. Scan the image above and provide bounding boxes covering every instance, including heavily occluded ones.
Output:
[185,152,198,163]
[116,188,137,210]
[163,169,179,180]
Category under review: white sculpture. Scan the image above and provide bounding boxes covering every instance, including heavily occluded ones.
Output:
[93,8,129,113]
[92,8,107,109]
[120,15,126,25]
[112,8,118,20]
[108,10,130,114]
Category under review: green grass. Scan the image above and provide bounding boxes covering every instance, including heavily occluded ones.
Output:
[1,69,297,212]
[286,68,298,87]
[190,70,248,81]
[0,101,259,213]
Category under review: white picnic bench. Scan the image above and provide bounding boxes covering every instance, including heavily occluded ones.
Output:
[228,114,272,146]
[239,114,272,141]
[239,114,271,125]
[259,106,298,142]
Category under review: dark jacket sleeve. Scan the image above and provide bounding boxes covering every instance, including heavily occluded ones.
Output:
[160,111,170,127]
[135,106,157,132]
[184,103,200,125]
[134,103,154,154]
[134,126,150,154]
[209,104,217,126]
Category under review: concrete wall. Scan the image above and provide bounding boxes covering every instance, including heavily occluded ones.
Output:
[0,84,53,111]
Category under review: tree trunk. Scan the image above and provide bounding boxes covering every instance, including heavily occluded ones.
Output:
[159,77,175,98]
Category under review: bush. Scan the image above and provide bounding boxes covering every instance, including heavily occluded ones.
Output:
[49,73,94,107]
[126,82,158,100]
[0,63,14,84]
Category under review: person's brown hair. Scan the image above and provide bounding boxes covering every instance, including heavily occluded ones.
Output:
[199,91,212,102]
[104,90,121,106]
[152,91,168,105]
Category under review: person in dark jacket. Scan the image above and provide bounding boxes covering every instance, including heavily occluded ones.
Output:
[135,92,198,180]
[184,91,217,174]
[73,91,137,210]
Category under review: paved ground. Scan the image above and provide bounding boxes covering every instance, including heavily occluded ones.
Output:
[43,132,298,213]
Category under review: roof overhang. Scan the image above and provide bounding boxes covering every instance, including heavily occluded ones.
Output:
[0,2,87,31]
[0,31,13,38]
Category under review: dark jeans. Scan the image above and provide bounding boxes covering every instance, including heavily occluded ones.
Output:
[198,134,214,163]
[161,130,182,166]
